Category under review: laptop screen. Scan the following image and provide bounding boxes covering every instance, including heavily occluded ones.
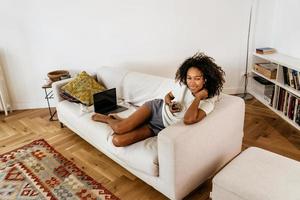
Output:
[93,88,117,113]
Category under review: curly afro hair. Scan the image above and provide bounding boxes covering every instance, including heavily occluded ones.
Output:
[175,52,225,98]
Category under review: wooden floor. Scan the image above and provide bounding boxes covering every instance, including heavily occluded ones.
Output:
[0,98,299,200]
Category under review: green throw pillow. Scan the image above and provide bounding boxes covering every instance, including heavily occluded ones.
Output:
[61,71,106,106]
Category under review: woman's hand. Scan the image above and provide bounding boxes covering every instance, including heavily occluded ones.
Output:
[165,98,172,106]
[165,92,174,106]
[195,88,208,100]
[164,91,181,113]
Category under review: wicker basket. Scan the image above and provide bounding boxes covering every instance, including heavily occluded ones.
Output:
[47,70,69,81]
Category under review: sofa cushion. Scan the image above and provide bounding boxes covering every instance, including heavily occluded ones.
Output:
[61,71,106,106]
[96,67,129,99]
[57,100,159,176]
[122,72,176,106]
[57,101,113,147]
[107,135,158,176]
[105,109,159,176]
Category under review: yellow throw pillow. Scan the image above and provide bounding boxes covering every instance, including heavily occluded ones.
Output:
[61,71,106,106]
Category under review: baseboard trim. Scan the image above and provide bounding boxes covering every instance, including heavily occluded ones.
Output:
[12,101,49,110]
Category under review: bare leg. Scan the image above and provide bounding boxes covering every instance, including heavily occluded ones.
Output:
[91,105,152,134]
[112,124,154,147]
[107,105,152,134]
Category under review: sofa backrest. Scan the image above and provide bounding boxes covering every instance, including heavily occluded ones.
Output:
[97,66,176,106]
[122,72,176,106]
[96,66,129,99]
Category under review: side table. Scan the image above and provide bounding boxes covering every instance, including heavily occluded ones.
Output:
[42,82,57,121]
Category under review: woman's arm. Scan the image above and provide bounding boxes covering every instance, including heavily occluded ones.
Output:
[183,89,208,125]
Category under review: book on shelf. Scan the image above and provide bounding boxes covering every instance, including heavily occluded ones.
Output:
[298,71,300,89]
[254,63,277,79]
[252,76,275,105]
[277,88,285,111]
[274,86,300,125]
[283,92,289,116]
[264,85,275,104]
[288,69,295,89]
[256,47,276,54]
[292,70,300,90]
[272,86,279,109]
[294,99,299,121]
[282,66,289,85]
[295,99,300,125]
[258,63,277,70]
[288,95,296,120]
[282,67,300,90]
[253,76,273,85]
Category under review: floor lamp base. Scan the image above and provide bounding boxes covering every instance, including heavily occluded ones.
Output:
[236,93,253,101]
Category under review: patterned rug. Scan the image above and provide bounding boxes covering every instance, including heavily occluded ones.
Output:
[0,139,119,200]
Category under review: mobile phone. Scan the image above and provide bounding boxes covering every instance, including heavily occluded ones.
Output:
[171,102,182,111]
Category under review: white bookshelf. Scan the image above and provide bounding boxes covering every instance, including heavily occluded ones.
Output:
[249,52,300,131]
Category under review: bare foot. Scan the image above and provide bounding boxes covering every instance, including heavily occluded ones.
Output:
[91,113,110,123]
[108,114,123,120]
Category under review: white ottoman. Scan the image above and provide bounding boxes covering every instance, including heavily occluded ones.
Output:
[211,147,300,200]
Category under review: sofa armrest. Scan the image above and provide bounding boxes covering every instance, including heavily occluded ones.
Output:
[157,94,245,199]
[51,78,75,106]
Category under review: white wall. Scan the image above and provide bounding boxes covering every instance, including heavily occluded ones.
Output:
[254,0,300,58]
[0,0,253,109]
[253,0,276,49]
[272,0,300,58]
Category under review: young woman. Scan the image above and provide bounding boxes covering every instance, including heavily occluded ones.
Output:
[92,52,225,147]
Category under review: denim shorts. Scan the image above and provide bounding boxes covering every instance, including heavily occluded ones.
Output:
[144,99,165,135]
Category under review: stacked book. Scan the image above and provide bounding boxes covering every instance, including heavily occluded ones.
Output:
[256,47,276,54]
[274,87,300,125]
[253,76,275,105]
[254,63,277,79]
[282,67,300,90]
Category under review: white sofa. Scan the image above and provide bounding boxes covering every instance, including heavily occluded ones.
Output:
[52,66,245,200]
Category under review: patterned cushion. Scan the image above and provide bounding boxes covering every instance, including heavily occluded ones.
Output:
[61,71,106,106]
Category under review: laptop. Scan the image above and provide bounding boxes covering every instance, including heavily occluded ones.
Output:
[93,88,128,114]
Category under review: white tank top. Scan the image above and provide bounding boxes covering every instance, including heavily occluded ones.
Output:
[161,84,216,127]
